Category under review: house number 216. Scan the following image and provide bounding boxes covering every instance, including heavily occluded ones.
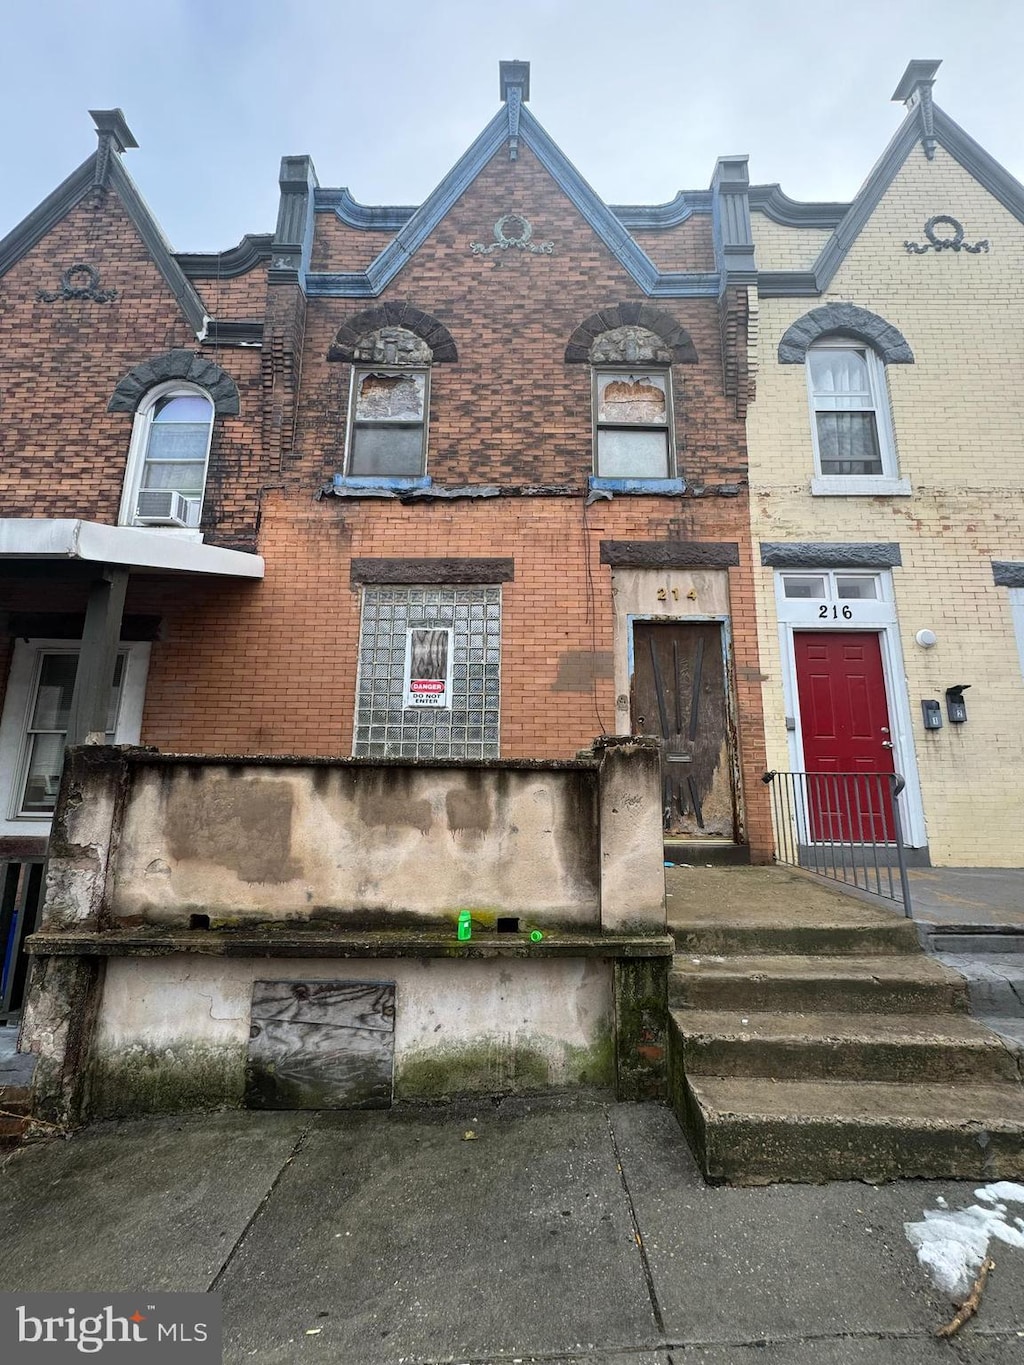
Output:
[819,605,853,619]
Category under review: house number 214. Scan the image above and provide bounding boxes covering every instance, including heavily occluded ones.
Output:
[657,588,680,601]
[819,605,854,619]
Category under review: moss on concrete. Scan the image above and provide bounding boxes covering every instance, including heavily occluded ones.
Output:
[85,1044,246,1120]
[395,1031,614,1100]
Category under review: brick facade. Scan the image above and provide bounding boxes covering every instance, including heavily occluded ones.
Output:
[0,87,773,862]
[748,135,1024,865]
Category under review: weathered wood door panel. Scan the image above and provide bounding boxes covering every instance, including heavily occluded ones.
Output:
[631,622,735,836]
[246,980,395,1110]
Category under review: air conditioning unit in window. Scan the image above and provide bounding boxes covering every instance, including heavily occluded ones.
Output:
[135,490,199,527]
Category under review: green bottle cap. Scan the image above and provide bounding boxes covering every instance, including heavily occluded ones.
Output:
[530,930,544,942]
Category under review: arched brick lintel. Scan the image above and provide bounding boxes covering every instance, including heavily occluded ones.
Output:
[778,304,914,365]
[107,350,241,415]
[564,303,698,364]
[328,303,458,363]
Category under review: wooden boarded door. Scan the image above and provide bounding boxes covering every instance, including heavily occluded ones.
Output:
[794,631,896,841]
[631,622,735,836]
[246,980,395,1109]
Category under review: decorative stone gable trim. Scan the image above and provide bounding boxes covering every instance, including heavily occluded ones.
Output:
[904,215,989,255]
[565,305,698,364]
[777,304,914,365]
[328,303,457,363]
[37,262,117,303]
[107,350,241,415]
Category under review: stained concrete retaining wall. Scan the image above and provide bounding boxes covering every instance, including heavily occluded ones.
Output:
[21,739,671,1122]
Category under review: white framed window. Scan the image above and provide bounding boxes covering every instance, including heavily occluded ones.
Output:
[0,640,150,838]
[119,383,214,529]
[781,572,883,602]
[593,370,673,478]
[806,340,909,496]
[346,368,429,478]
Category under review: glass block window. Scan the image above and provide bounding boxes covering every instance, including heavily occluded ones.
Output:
[354,585,501,758]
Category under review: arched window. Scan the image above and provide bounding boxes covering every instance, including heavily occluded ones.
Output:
[589,326,675,479]
[120,384,215,528]
[806,338,896,483]
[346,326,432,479]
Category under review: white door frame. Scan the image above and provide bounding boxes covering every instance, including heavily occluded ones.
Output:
[773,570,927,847]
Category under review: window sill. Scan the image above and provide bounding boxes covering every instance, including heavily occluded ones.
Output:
[333,475,431,492]
[810,476,912,497]
[588,476,686,496]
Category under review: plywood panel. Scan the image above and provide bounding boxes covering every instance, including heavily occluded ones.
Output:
[245,980,395,1110]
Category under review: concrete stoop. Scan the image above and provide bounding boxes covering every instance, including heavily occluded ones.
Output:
[666,868,1024,1184]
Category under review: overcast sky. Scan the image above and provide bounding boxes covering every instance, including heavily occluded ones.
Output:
[2,0,1023,253]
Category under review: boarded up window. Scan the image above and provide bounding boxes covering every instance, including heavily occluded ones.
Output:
[595,371,671,478]
[404,627,452,708]
[348,369,427,477]
[246,980,396,1110]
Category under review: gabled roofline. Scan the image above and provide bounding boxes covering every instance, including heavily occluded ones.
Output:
[810,111,921,291]
[315,187,717,235]
[760,98,1024,298]
[0,154,97,278]
[305,104,720,299]
[106,159,208,334]
[0,146,209,337]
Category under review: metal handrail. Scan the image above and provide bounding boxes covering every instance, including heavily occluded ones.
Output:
[761,770,912,916]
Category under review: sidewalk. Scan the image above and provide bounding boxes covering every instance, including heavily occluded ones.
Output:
[2,1098,1022,1363]
[907,868,1024,929]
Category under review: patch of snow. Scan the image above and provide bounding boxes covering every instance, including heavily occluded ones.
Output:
[906,1182,1024,1297]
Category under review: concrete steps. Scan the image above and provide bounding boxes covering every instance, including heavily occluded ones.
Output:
[669,953,969,1015]
[672,1008,1021,1083]
[666,865,1024,1183]
[670,907,921,958]
[681,1076,1024,1185]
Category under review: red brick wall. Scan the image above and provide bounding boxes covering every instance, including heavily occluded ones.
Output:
[632,217,715,272]
[293,145,742,492]
[0,137,772,859]
[0,192,267,550]
[191,266,269,320]
[116,492,771,858]
[311,217,395,272]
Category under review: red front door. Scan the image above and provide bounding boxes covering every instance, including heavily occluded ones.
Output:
[794,631,896,841]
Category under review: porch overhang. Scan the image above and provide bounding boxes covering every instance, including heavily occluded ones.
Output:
[0,519,264,579]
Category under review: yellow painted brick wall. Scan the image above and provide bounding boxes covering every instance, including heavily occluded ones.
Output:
[750,216,832,272]
[749,144,1024,866]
